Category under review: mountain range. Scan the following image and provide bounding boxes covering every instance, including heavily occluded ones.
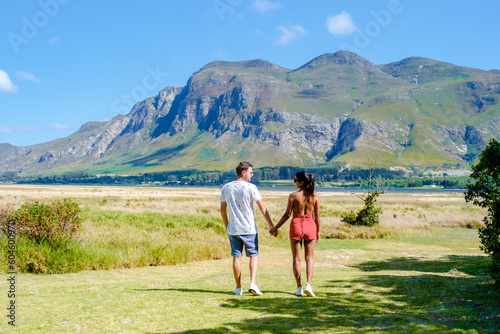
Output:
[2,50,499,175]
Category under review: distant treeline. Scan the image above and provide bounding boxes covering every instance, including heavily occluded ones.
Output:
[1,164,469,189]
[382,177,469,189]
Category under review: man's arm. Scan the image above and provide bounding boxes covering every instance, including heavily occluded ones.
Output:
[256,200,274,230]
[220,202,228,230]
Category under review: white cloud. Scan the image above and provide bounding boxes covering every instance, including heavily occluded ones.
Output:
[0,125,36,133]
[16,71,41,83]
[51,123,71,130]
[252,0,281,14]
[0,125,14,133]
[16,125,39,132]
[0,123,71,134]
[275,24,307,46]
[0,70,18,93]
[326,11,357,36]
[48,37,61,45]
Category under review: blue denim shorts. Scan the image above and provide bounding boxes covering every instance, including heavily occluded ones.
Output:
[228,234,258,257]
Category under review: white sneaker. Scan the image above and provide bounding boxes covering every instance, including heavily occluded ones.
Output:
[304,284,315,297]
[294,287,303,296]
[234,287,243,295]
[248,283,262,296]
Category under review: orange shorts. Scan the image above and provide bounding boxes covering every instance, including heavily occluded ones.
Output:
[289,212,317,241]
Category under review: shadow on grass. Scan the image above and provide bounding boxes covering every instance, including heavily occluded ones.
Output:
[134,288,228,295]
[160,256,499,334]
[356,255,491,275]
[135,288,293,296]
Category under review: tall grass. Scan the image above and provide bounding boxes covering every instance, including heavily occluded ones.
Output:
[0,185,488,274]
[0,207,229,274]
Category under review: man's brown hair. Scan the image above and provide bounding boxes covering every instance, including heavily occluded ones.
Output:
[236,161,253,177]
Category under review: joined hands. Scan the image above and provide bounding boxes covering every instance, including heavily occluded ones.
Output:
[269,225,278,237]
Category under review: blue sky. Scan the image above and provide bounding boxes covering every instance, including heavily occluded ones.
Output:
[1,0,499,147]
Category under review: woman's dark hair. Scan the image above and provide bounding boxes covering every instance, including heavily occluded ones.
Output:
[294,171,315,195]
[236,161,253,177]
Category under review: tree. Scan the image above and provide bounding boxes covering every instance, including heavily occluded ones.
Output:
[341,190,382,227]
[465,138,500,286]
[341,161,386,227]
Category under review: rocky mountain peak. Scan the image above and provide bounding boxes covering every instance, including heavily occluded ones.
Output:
[379,56,494,86]
[1,51,499,174]
[296,50,375,70]
[201,59,283,71]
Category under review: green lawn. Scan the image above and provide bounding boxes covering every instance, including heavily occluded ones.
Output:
[2,228,499,333]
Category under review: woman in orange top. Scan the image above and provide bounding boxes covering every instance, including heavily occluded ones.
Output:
[270,171,320,297]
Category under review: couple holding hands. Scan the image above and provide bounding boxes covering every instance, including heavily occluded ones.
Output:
[220,162,320,297]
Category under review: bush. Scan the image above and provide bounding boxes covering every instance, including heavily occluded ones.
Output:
[14,199,82,247]
[341,190,382,227]
[0,199,83,274]
[340,210,357,225]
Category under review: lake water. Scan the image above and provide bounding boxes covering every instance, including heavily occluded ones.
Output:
[181,184,466,194]
[257,187,466,194]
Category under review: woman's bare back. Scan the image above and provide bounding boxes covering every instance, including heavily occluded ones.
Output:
[291,190,318,215]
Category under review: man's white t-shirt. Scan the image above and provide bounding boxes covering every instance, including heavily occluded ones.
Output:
[220,181,262,235]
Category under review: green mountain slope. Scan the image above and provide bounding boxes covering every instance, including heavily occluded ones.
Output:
[1,51,499,175]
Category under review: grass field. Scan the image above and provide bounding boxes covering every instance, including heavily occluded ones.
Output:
[0,185,499,333]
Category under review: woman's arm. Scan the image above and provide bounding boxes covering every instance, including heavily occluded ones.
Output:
[270,194,294,234]
[314,194,321,240]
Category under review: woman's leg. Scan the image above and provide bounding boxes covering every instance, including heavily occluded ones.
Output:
[304,239,316,285]
[290,239,302,288]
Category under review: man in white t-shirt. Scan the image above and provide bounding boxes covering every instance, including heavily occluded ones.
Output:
[220,161,276,296]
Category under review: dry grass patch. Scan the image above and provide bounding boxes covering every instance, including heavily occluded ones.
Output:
[0,185,489,274]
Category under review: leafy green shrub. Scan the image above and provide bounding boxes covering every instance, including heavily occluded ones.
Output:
[1,200,84,274]
[465,138,500,286]
[340,210,357,225]
[14,199,82,247]
[341,190,382,227]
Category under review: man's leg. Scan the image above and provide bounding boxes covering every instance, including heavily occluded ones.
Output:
[233,256,242,288]
[229,235,244,289]
[249,255,258,284]
[245,234,262,295]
